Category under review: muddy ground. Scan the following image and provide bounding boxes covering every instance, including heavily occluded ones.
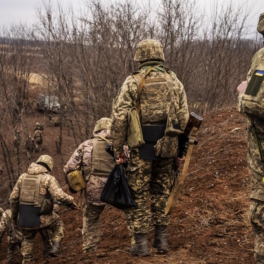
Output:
[0,106,255,263]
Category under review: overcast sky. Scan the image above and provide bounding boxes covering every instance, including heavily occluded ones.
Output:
[0,0,263,36]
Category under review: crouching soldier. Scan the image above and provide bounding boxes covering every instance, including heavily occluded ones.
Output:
[9,155,78,263]
[0,207,23,264]
[64,118,116,253]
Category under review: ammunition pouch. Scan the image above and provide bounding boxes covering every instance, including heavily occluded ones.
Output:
[154,118,182,159]
[17,205,41,228]
[139,124,166,160]
[67,170,86,192]
[39,198,54,216]
[127,107,145,148]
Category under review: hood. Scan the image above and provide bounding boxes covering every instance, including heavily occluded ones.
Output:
[27,162,49,175]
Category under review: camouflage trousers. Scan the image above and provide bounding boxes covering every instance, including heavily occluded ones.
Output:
[35,143,42,152]
[250,199,264,264]
[6,242,21,264]
[26,151,33,163]
[82,201,105,251]
[126,148,174,234]
[21,219,64,263]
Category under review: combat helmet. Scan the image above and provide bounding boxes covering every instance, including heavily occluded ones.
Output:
[93,118,112,134]
[134,39,165,62]
[36,155,53,171]
[258,13,264,34]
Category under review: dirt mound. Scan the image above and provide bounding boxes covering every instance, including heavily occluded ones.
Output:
[0,106,254,263]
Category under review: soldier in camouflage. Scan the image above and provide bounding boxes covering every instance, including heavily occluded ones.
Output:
[0,207,23,264]
[9,155,78,263]
[13,130,21,154]
[33,123,43,152]
[237,13,264,264]
[111,39,189,256]
[64,118,117,253]
[25,135,35,164]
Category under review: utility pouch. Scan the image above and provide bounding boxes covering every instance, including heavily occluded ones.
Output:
[245,70,264,96]
[154,117,180,158]
[67,170,86,192]
[39,198,54,215]
[127,107,145,148]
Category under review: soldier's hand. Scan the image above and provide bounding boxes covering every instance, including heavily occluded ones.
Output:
[237,81,247,94]
[175,156,186,167]
[116,153,127,165]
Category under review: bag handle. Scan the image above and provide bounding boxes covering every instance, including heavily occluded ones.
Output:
[136,66,155,115]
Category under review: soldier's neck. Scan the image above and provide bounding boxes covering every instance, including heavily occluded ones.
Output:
[139,60,163,69]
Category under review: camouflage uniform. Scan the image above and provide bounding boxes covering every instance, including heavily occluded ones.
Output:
[64,118,115,252]
[25,136,35,163]
[238,13,264,264]
[0,209,23,264]
[34,123,43,152]
[9,155,76,263]
[111,39,189,255]
[13,131,21,154]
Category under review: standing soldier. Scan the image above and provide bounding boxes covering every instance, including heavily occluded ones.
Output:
[25,135,35,164]
[9,155,78,263]
[34,123,43,152]
[0,207,23,264]
[238,13,264,263]
[13,130,21,154]
[111,39,189,256]
[64,118,116,253]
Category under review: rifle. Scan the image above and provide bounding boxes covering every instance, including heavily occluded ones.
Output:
[165,112,203,215]
[56,201,82,211]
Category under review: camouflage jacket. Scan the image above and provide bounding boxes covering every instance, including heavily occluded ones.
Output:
[64,130,112,206]
[0,209,23,244]
[25,137,35,152]
[238,47,264,201]
[13,134,21,147]
[34,130,42,142]
[9,163,74,228]
[111,63,189,155]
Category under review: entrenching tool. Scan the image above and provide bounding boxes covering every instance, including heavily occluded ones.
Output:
[165,112,203,215]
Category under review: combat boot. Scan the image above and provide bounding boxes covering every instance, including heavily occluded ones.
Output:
[130,233,150,256]
[49,241,61,257]
[152,225,168,253]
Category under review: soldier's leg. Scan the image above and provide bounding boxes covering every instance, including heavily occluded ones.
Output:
[48,219,64,257]
[150,158,174,253]
[82,201,105,252]
[38,228,52,259]
[126,148,152,256]
[250,199,264,263]
[21,229,37,263]
[7,242,16,264]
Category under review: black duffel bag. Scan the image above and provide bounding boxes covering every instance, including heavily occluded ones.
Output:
[100,164,137,209]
